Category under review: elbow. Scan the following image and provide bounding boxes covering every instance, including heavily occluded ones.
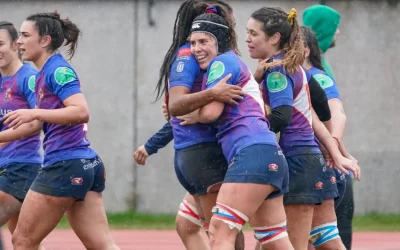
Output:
[78,107,90,124]
[168,100,181,117]
[199,108,218,123]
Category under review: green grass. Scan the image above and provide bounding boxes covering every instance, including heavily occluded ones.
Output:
[353,213,400,232]
[55,211,400,231]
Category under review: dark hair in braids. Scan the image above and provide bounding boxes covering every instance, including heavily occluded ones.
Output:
[0,21,19,43]
[154,0,237,102]
[300,26,323,71]
[251,7,304,75]
[26,10,80,59]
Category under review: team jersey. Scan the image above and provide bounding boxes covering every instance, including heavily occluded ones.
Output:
[306,67,341,100]
[35,54,96,166]
[202,51,278,162]
[0,63,42,167]
[168,42,217,149]
[261,52,320,156]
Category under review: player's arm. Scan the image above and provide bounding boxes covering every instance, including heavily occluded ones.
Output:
[194,60,239,123]
[169,75,241,117]
[144,122,174,155]
[328,98,347,140]
[4,67,88,128]
[0,117,41,143]
[311,108,360,180]
[265,71,294,133]
[31,93,88,126]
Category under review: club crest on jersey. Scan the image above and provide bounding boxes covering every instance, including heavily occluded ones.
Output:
[54,67,77,86]
[28,75,36,92]
[4,88,12,101]
[313,74,334,89]
[206,61,225,85]
[176,62,184,73]
[38,88,44,101]
[267,72,287,92]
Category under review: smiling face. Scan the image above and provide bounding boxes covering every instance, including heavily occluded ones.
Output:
[245,17,280,60]
[0,29,19,70]
[190,32,218,70]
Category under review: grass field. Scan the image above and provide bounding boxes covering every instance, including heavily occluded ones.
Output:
[56,211,400,231]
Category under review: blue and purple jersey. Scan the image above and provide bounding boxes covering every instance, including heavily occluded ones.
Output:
[202,51,278,162]
[35,54,96,166]
[0,63,42,167]
[168,42,217,150]
[261,52,320,156]
[306,67,340,100]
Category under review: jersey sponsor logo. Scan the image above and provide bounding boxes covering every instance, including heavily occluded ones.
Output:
[28,75,36,92]
[54,67,77,85]
[4,89,12,101]
[177,48,191,57]
[313,74,334,89]
[267,72,287,92]
[206,61,225,85]
[176,61,184,72]
[0,109,12,116]
[71,177,83,185]
[269,163,279,171]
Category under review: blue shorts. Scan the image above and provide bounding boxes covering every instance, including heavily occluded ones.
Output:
[0,163,41,202]
[333,168,347,207]
[30,156,105,200]
[224,144,289,199]
[284,153,338,205]
[175,142,228,196]
[322,166,340,201]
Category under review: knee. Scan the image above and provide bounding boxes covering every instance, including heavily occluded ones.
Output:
[209,219,238,246]
[12,232,31,249]
[175,214,202,237]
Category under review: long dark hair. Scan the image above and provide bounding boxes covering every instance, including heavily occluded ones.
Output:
[300,26,324,71]
[154,0,237,102]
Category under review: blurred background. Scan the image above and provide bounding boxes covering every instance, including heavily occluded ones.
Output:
[0,0,398,218]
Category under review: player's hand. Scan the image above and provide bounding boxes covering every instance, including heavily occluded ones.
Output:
[320,145,334,168]
[133,145,149,165]
[177,109,199,126]
[211,74,245,105]
[333,156,361,181]
[3,109,37,129]
[347,154,359,165]
[254,59,268,83]
[162,103,169,121]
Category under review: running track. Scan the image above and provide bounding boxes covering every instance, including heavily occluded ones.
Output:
[2,230,399,250]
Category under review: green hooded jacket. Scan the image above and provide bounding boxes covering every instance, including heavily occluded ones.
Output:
[303,5,340,79]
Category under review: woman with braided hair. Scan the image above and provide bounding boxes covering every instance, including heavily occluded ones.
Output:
[179,6,294,250]
[246,7,358,250]
[2,11,120,250]
[152,0,245,249]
